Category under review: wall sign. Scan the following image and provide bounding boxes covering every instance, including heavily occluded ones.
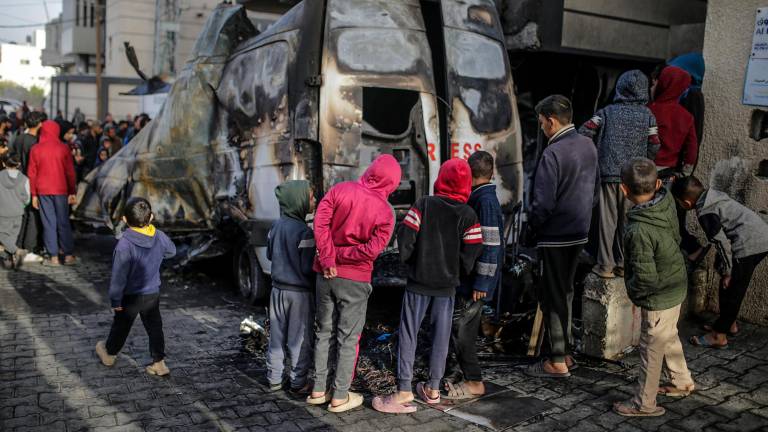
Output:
[744,8,768,106]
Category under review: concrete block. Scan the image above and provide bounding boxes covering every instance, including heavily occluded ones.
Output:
[581,273,641,360]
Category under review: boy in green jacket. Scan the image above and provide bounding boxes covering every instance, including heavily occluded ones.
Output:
[613,157,694,417]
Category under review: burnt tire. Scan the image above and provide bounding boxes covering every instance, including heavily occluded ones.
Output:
[234,242,269,303]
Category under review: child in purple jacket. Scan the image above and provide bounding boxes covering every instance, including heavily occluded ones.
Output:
[95,197,176,376]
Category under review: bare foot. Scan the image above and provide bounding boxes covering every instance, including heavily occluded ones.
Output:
[330,396,347,408]
[465,381,485,396]
[395,391,414,405]
[544,360,569,374]
[310,391,325,399]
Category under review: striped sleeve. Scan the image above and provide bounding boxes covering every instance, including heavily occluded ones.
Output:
[647,114,661,160]
[403,207,421,231]
[462,223,483,244]
[578,111,603,140]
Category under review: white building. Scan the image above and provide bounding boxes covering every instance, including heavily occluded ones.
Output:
[43,0,288,122]
[0,30,57,93]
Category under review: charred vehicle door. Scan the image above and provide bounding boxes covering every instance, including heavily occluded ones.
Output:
[320,0,442,211]
[440,0,523,210]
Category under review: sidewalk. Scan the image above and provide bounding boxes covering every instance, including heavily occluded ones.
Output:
[1,234,767,431]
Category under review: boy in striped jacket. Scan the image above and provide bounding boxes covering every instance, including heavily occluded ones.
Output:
[373,158,483,414]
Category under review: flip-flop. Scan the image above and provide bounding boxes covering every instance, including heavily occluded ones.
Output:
[524,360,571,378]
[372,394,418,414]
[327,392,364,413]
[613,401,665,417]
[689,335,729,349]
[416,382,441,404]
[566,356,579,371]
[306,393,332,405]
[442,381,483,401]
[702,323,740,338]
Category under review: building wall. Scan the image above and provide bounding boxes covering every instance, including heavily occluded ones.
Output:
[698,0,768,324]
[105,0,155,77]
[0,41,57,92]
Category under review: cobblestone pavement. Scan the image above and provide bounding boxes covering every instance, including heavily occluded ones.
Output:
[2,234,768,432]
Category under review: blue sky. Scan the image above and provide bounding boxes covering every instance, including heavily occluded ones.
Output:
[0,0,63,44]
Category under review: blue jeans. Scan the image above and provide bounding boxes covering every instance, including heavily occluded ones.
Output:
[397,290,454,392]
[38,195,74,256]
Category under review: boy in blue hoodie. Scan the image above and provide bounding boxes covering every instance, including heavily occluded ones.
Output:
[95,197,177,376]
[265,180,316,393]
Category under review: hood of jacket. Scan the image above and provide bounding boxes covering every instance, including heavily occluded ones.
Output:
[668,52,704,89]
[627,188,676,230]
[614,70,649,104]
[434,158,472,204]
[654,66,691,104]
[275,179,311,222]
[37,120,61,147]
[359,154,402,198]
[122,225,158,249]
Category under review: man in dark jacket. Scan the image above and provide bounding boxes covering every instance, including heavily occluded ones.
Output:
[444,151,504,400]
[265,180,316,394]
[373,159,483,414]
[525,95,598,378]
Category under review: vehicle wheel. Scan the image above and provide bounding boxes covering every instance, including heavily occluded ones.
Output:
[234,242,269,303]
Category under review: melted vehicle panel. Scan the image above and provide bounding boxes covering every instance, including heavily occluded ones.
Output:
[76,5,257,231]
[76,0,522,263]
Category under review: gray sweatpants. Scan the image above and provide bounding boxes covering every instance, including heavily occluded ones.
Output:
[311,276,372,400]
[597,182,629,273]
[266,288,315,388]
[0,216,22,255]
[397,290,454,392]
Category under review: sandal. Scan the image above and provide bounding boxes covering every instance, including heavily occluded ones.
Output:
[658,384,694,397]
[442,381,483,401]
[372,394,417,414]
[306,393,332,405]
[613,401,665,417]
[327,392,363,413]
[416,382,440,404]
[689,335,728,349]
[524,360,571,378]
[702,323,740,338]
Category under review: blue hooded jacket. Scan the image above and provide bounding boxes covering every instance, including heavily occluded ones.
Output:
[458,183,504,298]
[108,227,177,307]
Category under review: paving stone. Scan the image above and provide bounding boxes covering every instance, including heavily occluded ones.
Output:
[712,412,768,431]
[667,409,728,432]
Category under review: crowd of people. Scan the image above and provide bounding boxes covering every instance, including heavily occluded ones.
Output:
[4,54,766,420]
[0,104,151,269]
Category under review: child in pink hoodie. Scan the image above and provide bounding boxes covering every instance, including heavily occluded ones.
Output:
[307,154,402,413]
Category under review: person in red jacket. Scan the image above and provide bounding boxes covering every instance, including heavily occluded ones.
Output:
[307,154,401,413]
[650,65,701,254]
[27,120,77,266]
[649,66,698,177]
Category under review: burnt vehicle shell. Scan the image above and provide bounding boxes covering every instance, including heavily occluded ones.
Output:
[76,0,523,300]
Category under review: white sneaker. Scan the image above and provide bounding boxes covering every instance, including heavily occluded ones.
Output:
[23,253,44,263]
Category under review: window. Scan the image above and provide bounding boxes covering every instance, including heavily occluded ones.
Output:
[90,2,95,27]
[20,59,30,65]
[76,0,80,26]
[83,1,88,27]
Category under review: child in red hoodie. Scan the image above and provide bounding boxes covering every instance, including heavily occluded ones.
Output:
[307,154,402,413]
[650,66,698,178]
[373,159,483,414]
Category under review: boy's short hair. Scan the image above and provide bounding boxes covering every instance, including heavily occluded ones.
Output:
[124,197,153,227]
[4,155,21,168]
[671,175,705,202]
[621,157,658,195]
[535,95,573,124]
[468,150,494,179]
[26,112,43,128]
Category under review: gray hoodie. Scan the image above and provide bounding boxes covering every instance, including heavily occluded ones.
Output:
[696,189,768,275]
[579,70,660,182]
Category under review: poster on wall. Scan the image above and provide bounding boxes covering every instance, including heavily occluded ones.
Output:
[744,8,768,106]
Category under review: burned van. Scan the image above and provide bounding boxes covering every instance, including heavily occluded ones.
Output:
[76,0,523,301]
